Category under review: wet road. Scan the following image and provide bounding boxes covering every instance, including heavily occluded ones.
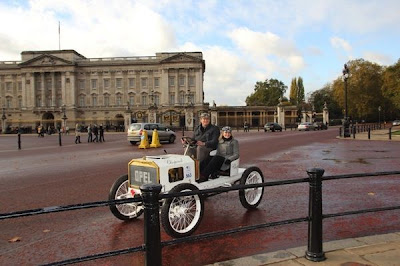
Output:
[0,128,399,265]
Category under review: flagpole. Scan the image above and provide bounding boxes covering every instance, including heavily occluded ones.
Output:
[58,21,61,50]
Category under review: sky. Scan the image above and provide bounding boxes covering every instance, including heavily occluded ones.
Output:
[1,0,399,106]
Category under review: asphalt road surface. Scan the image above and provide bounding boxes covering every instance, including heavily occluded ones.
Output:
[0,128,399,265]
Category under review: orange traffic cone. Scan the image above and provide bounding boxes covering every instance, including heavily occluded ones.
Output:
[138,130,150,149]
[150,129,162,148]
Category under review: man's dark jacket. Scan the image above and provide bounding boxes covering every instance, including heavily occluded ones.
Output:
[193,124,220,150]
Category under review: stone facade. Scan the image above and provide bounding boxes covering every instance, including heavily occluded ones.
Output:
[0,50,208,132]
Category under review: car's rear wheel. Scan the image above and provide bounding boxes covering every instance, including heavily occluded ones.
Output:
[109,174,143,220]
[169,134,176,143]
[130,141,137,145]
[239,167,264,209]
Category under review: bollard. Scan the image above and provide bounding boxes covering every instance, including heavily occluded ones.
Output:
[339,127,342,137]
[141,183,162,266]
[182,126,185,137]
[353,126,356,139]
[59,132,62,146]
[368,128,371,139]
[18,133,21,150]
[389,127,392,140]
[305,168,326,262]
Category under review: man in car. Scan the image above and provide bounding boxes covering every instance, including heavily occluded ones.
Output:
[183,112,220,168]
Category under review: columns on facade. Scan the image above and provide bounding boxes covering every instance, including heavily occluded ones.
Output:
[69,72,76,107]
[51,72,56,107]
[21,74,27,109]
[31,73,36,107]
[41,72,45,107]
[61,72,66,106]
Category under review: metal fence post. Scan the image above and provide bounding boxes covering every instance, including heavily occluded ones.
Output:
[18,133,21,150]
[368,128,371,139]
[339,127,342,137]
[59,132,62,146]
[141,183,162,266]
[389,127,392,140]
[305,168,326,262]
[353,126,356,139]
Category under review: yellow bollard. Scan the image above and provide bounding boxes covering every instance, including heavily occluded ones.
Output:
[150,129,162,148]
[138,130,150,149]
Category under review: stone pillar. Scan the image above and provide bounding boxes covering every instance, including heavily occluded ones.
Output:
[51,72,56,107]
[302,109,307,123]
[21,74,27,109]
[148,109,157,123]
[69,72,76,107]
[32,73,36,107]
[124,111,132,132]
[211,110,218,126]
[41,72,45,107]
[61,72,66,105]
[323,102,329,125]
[277,104,285,126]
[185,109,194,129]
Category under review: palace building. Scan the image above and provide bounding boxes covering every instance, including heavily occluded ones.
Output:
[0,49,207,132]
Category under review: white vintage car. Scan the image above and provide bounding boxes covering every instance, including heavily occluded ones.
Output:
[109,136,264,238]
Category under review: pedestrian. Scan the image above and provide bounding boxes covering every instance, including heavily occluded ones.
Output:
[99,124,105,142]
[65,126,70,135]
[93,124,99,142]
[87,124,93,142]
[200,126,239,181]
[75,123,81,144]
[37,125,42,137]
[183,112,220,171]
[244,121,249,132]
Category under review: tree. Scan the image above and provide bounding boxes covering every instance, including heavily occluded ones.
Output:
[297,77,305,105]
[246,78,287,106]
[309,83,342,118]
[381,59,400,120]
[332,59,384,121]
[289,78,298,105]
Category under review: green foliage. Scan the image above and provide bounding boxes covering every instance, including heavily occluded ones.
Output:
[289,78,298,105]
[297,77,305,104]
[308,83,342,118]
[382,59,400,118]
[245,78,287,106]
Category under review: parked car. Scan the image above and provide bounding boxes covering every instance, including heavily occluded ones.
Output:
[313,122,328,130]
[392,120,400,126]
[127,123,176,145]
[298,122,315,131]
[264,122,283,132]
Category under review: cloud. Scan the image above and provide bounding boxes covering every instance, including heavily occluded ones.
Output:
[363,52,394,66]
[330,37,352,52]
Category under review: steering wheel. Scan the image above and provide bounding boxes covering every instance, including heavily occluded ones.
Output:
[181,136,197,146]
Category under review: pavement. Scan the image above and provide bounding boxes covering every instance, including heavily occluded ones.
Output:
[210,127,400,266]
[209,231,400,266]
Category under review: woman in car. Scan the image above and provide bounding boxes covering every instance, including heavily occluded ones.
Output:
[199,126,239,182]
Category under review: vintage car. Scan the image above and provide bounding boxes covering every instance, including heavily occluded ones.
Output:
[109,136,264,238]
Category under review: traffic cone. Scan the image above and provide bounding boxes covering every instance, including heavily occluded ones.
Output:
[138,130,150,149]
[150,129,162,148]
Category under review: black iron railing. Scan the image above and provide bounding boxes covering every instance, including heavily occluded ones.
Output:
[1,169,399,265]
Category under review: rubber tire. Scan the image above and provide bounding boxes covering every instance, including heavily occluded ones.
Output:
[239,167,264,209]
[169,134,176,143]
[109,174,143,220]
[161,183,204,238]
[130,141,137,145]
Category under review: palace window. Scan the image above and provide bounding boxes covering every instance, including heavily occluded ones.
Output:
[129,95,135,106]
[91,79,97,90]
[104,95,110,107]
[92,96,97,106]
[18,82,22,91]
[6,97,12,108]
[179,76,185,86]
[154,77,160,87]
[179,92,185,104]
[154,95,160,106]
[103,78,110,89]
[141,95,147,106]
[18,97,22,108]
[141,78,147,88]
[36,97,41,107]
[169,94,175,104]
[79,96,85,107]
[6,82,12,92]
[129,78,135,88]
[116,95,122,106]
[79,80,85,90]
[116,78,122,89]
[169,76,175,86]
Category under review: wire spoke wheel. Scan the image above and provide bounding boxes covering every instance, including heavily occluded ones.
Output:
[239,167,264,209]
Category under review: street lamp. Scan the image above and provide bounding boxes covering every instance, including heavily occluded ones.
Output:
[61,104,67,130]
[378,106,381,129]
[342,64,350,137]
[1,107,6,134]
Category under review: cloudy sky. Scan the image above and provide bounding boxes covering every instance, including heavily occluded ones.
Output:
[1,0,399,106]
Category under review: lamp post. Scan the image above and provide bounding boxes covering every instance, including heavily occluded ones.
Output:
[378,106,381,129]
[61,104,68,130]
[342,64,350,137]
[1,107,6,134]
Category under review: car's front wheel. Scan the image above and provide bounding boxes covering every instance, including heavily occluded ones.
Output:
[161,183,204,238]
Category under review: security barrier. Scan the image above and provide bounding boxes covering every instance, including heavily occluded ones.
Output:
[1,169,399,265]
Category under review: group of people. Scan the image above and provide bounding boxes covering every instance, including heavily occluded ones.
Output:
[183,113,239,182]
[75,124,105,144]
